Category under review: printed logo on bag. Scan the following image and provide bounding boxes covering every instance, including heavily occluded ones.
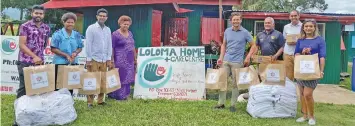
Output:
[83,78,96,91]
[207,73,218,84]
[107,75,118,88]
[1,38,18,55]
[137,57,172,88]
[68,72,80,85]
[266,69,280,82]
[300,61,315,73]
[238,72,251,84]
[31,72,49,89]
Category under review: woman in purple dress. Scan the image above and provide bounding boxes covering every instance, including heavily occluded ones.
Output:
[108,15,136,100]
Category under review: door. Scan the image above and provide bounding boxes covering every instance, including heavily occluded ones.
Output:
[152,10,162,47]
[164,18,189,46]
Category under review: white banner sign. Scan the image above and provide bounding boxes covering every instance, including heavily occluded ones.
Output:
[133,46,206,100]
[1,35,90,101]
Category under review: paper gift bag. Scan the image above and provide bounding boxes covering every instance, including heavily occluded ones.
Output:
[23,64,55,95]
[56,65,84,89]
[252,55,272,64]
[101,68,121,94]
[294,54,321,80]
[205,68,228,91]
[259,63,286,86]
[234,66,260,90]
[286,34,301,44]
[79,72,101,95]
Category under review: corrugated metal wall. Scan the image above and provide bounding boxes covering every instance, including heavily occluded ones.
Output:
[320,22,341,84]
[201,17,224,44]
[162,5,232,46]
[81,5,153,48]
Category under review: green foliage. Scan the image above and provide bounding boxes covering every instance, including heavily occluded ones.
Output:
[2,95,355,125]
[235,0,328,12]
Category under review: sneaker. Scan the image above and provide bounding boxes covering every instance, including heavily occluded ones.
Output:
[296,117,308,122]
[308,118,316,125]
[229,106,237,112]
[88,104,93,108]
[213,104,225,109]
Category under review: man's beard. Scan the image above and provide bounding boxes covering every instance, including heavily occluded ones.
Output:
[33,17,42,22]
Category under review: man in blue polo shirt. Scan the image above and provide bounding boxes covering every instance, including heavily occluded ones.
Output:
[215,12,256,112]
[255,17,285,60]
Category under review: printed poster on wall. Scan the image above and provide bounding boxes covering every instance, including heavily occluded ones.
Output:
[133,46,205,100]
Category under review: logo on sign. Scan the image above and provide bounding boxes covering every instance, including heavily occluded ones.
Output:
[73,74,77,79]
[1,38,18,55]
[137,57,172,88]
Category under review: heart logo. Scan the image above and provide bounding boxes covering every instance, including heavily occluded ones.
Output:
[36,76,42,82]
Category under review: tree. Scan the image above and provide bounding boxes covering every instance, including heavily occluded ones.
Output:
[2,0,67,33]
[234,0,328,12]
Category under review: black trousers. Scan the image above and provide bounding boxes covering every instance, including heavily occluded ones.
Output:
[16,62,33,98]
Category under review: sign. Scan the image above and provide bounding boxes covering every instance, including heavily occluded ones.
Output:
[1,35,91,101]
[133,47,205,100]
[345,23,354,31]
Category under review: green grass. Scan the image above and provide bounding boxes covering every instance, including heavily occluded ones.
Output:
[2,95,355,126]
[340,66,352,90]
[2,24,19,36]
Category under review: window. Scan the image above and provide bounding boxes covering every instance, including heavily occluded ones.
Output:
[317,23,326,39]
[254,21,264,36]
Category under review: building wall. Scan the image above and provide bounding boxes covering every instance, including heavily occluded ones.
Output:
[81,5,153,48]
[162,5,232,46]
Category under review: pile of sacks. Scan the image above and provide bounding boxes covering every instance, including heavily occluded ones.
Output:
[15,89,77,126]
[247,78,298,118]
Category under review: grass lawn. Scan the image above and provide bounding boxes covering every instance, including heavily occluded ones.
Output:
[2,95,355,126]
[340,66,353,90]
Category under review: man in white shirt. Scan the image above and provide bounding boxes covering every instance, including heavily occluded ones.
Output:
[85,8,113,108]
[283,10,302,80]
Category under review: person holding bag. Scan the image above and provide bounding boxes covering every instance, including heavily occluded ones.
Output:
[215,12,256,112]
[51,12,84,95]
[14,5,51,126]
[107,15,136,101]
[294,19,326,125]
[85,8,113,108]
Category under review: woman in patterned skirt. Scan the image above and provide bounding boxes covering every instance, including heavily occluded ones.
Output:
[294,19,326,125]
[108,15,136,100]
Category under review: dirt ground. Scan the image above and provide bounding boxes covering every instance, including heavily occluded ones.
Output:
[312,84,355,105]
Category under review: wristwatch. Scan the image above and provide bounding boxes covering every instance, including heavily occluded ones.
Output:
[321,72,324,75]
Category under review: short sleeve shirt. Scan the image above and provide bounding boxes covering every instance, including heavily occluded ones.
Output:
[223,27,253,63]
[51,28,84,64]
[18,20,51,63]
[256,30,285,56]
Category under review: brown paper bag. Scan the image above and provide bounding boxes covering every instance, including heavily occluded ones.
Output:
[23,64,55,95]
[286,34,301,44]
[79,72,101,95]
[234,66,260,90]
[259,63,286,86]
[56,65,84,89]
[205,68,227,91]
[252,55,272,64]
[101,68,121,93]
[294,54,321,80]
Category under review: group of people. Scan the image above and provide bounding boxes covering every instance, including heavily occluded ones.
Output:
[14,5,136,126]
[216,11,326,125]
[13,4,326,126]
